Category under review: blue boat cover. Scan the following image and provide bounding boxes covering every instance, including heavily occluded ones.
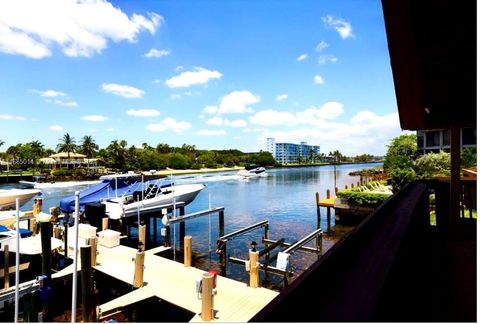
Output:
[59,178,173,213]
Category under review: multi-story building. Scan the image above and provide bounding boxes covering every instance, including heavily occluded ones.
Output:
[416,127,476,154]
[266,138,320,164]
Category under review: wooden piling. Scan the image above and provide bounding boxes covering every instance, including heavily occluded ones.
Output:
[53,226,61,239]
[335,187,338,194]
[201,272,215,321]
[179,206,186,249]
[81,246,94,322]
[164,224,171,247]
[326,190,331,230]
[3,244,9,289]
[219,209,225,237]
[184,235,192,267]
[138,224,146,252]
[63,223,69,258]
[102,217,109,231]
[249,250,260,288]
[88,237,98,266]
[133,251,145,288]
[39,221,52,280]
[315,192,321,229]
[345,185,348,190]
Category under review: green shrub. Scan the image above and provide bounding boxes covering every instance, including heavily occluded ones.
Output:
[52,169,72,177]
[337,190,391,207]
[390,168,417,193]
[414,151,450,178]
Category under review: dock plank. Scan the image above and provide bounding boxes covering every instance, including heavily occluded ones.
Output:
[95,244,278,322]
[317,197,336,207]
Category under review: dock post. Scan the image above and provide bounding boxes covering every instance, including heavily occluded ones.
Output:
[102,217,108,231]
[39,221,52,281]
[3,244,9,289]
[315,192,321,229]
[201,272,215,321]
[53,225,61,239]
[133,250,145,288]
[218,209,225,237]
[138,223,146,252]
[345,185,348,190]
[88,237,97,266]
[335,187,338,194]
[179,206,185,249]
[249,250,260,288]
[63,223,69,258]
[81,246,94,322]
[184,235,192,267]
[326,190,331,231]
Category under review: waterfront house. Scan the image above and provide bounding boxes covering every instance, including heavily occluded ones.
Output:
[253,0,476,321]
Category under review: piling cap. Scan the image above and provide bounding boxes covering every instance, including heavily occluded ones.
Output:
[37,212,52,223]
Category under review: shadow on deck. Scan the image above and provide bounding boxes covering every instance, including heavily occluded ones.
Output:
[252,179,476,322]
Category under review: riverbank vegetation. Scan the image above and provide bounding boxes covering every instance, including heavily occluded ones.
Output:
[0,134,382,175]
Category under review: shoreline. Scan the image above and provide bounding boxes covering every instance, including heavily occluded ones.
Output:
[152,166,244,176]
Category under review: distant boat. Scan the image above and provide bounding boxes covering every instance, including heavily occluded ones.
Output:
[237,165,267,178]
[0,189,41,211]
[103,181,205,219]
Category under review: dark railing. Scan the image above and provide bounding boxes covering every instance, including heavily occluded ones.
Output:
[252,179,476,322]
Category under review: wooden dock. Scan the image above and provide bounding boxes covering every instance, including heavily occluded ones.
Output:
[94,244,279,322]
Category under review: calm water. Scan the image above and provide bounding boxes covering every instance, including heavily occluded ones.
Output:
[1,163,381,286]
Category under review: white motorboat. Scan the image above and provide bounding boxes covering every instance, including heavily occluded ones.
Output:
[237,166,267,178]
[103,183,205,219]
[0,189,41,211]
[19,175,100,189]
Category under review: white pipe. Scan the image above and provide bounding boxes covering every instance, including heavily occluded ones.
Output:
[208,192,211,255]
[14,198,19,323]
[71,191,80,323]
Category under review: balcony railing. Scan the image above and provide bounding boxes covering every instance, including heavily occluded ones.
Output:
[252,178,476,322]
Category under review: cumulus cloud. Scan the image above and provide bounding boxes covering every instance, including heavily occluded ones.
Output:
[82,115,107,122]
[296,54,308,61]
[276,94,288,102]
[165,67,222,88]
[315,40,328,52]
[144,48,170,58]
[322,15,354,39]
[206,117,223,126]
[318,54,338,65]
[170,94,181,100]
[126,109,160,117]
[0,114,26,120]
[0,0,163,58]
[218,90,259,114]
[206,117,247,127]
[146,117,191,133]
[203,105,218,114]
[31,89,66,97]
[46,99,78,107]
[314,75,325,85]
[195,129,227,136]
[48,125,63,131]
[101,83,144,98]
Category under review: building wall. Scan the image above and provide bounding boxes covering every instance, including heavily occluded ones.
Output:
[267,138,320,164]
[417,127,476,154]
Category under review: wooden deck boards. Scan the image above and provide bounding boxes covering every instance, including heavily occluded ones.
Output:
[95,244,278,322]
[317,197,336,207]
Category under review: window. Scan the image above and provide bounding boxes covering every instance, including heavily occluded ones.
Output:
[426,131,440,147]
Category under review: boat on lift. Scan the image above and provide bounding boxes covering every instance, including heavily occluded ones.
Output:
[0,189,41,211]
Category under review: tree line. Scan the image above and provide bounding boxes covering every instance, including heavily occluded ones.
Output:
[0,134,382,173]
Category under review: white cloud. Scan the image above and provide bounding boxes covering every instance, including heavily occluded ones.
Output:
[195,129,227,136]
[46,99,78,107]
[146,117,191,133]
[165,67,222,88]
[318,54,338,64]
[144,48,170,58]
[0,1,163,58]
[218,90,259,114]
[296,54,308,61]
[203,105,218,114]
[225,119,247,128]
[314,75,325,85]
[170,94,181,100]
[206,117,223,126]
[49,125,63,131]
[0,114,26,120]
[107,127,114,132]
[101,83,144,98]
[32,89,66,97]
[250,110,296,126]
[82,115,107,122]
[315,40,328,52]
[322,15,354,39]
[276,94,288,102]
[126,109,160,117]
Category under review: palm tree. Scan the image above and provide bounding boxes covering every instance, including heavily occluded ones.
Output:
[80,135,98,158]
[106,140,127,170]
[57,133,76,159]
[0,139,4,150]
[28,140,44,168]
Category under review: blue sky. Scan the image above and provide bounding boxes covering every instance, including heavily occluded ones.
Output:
[0,0,406,156]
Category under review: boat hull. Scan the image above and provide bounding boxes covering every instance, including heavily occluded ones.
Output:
[0,189,41,210]
[104,183,205,219]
